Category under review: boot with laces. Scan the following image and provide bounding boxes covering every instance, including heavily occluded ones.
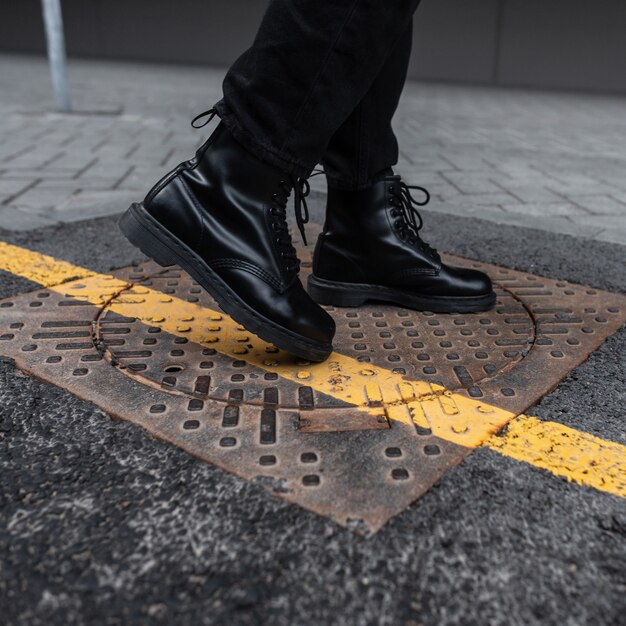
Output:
[119,110,335,361]
[308,175,496,312]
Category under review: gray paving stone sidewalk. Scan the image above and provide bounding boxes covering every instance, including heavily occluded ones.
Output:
[1,54,625,244]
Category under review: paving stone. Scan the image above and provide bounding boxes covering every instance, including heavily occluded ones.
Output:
[500,202,589,217]
[397,154,454,172]
[439,172,503,195]
[0,179,32,198]
[594,227,626,245]
[432,206,605,241]
[493,183,570,205]
[437,204,508,218]
[567,194,626,215]
[0,207,59,230]
[116,167,170,192]
[438,153,501,172]
[443,192,519,208]
[570,214,626,229]
[544,172,608,187]
[544,182,611,198]
[0,54,623,241]
[604,189,626,206]
[9,187,79,210]
[54,189,137,214]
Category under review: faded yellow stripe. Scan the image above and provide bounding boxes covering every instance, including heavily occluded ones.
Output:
[1,242,624,499]
[57,275,514,447]
[0,241,511,445]
[0,241,94,286]
[486,415,626,498]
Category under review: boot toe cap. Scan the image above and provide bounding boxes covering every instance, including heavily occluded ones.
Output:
[217,266,335,348]
[291,301,336,346]
[429,265,493,297]
[458,267,493,297]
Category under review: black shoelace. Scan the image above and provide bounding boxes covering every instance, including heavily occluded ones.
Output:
[388,181,440,261]
[192,107,312,274]
[191,108,218,128]
[270,176,313,274]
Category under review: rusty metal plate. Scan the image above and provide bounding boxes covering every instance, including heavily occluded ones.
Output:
[0,250,625,534]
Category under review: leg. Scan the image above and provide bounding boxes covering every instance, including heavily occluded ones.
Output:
[215,0,421,179]
[322,23,414,190]
[121,0,424,361]
[309,15,496,312]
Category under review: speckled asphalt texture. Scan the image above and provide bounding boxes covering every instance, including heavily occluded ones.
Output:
[0,201,624,626]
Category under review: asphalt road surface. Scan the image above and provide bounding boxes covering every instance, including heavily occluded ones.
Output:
[0,199,625,626]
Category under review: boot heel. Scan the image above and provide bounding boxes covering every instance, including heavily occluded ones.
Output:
[119,204,178,268]
[307,275,368,307]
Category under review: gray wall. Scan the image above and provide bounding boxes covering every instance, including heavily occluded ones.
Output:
[2,0,626,93]
[408,0,626,92]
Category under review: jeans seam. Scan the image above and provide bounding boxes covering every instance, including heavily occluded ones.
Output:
[281,0,364,155]
[357,98,370,187]
[325,174,381,191]
[354,103,362,186]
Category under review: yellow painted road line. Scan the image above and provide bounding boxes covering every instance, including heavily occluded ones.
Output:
[63,274,514,444]
[61,277,518,447]
[1,241,625,499]
[0,241,94,286]
[0,240,513,447]
[487,415,626,498]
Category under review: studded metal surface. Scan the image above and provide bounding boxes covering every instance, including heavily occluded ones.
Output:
[1,250,625,533]
[101,268,532,409]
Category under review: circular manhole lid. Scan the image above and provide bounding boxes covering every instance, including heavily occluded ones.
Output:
[96,260,535,411]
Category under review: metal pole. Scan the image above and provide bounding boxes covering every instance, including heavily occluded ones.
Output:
[41,0,71,111]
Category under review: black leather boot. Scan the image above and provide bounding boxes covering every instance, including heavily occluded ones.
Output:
[119,113,335,362]
[308,175,496,312]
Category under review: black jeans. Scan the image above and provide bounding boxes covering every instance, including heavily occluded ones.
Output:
[214,0,421,190]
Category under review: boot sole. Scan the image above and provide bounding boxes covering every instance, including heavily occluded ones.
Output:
[308,274,496,313]
[118,203,333,362]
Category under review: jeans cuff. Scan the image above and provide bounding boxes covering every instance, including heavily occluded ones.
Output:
[325,169,394,191]
[214,100,313,180]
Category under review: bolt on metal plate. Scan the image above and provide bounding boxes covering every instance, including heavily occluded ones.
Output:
[0,251,624,534]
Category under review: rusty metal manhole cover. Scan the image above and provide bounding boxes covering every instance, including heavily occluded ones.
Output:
[1,247,624,533]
